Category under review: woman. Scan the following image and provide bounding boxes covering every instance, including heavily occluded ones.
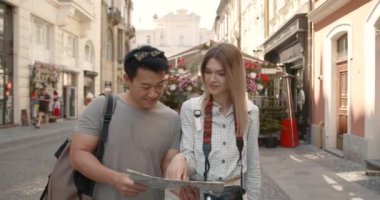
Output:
[166,43,261,200]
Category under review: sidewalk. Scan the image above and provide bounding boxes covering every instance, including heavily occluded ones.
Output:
[260,144,380,200]
[0,120,75,147]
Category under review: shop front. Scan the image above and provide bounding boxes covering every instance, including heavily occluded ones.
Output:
[30,62,80,121]
[30,61,61,123]
[263,14,309,141]
[0,2,13,126]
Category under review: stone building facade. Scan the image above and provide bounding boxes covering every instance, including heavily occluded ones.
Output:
[132,9,211,57]
[0,0,133,126]
[309,0,380,166]
[101,0,134,94]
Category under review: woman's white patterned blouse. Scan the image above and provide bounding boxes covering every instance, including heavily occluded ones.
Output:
[180,97,261,200]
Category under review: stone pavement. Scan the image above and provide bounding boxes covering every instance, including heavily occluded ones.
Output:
[0,120,75,154]
[167,143,380,200]
[1,121,379,199]
[260,144,380,200]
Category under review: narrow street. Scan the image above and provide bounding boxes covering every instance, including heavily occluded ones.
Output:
[0,121,72,199]
[0,120,379,199]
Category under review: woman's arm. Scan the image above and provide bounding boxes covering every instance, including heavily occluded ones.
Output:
[245,106,261,200]
[165,100,197,179]
[165,100,200,200]
[179,100,197,176]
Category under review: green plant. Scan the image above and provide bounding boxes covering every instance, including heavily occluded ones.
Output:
[260,118,282,136]
[259,97,287,137]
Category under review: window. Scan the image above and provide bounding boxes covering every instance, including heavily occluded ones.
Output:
[337,34,348,60]
[118,30,123,60]
[107,29,113,61]
[160,32,165,46]
[84,41,93,63]
[32,17,51,49]
[65,33,76,58]
[179,35,184,46]
[270,0,277,19]
[146,35,151,44]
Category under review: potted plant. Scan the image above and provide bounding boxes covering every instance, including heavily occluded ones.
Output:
[259,97,286,148]
[260,117,282,148]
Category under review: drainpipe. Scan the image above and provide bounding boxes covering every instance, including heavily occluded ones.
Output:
[307,0,313,143]
[238,0,241,49]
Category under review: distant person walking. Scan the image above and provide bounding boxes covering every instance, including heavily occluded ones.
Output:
[35,87,51,128]
[52,91,61,119]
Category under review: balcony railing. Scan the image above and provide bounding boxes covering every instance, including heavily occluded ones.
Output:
[125,25,135,39]
[107,7,122,26]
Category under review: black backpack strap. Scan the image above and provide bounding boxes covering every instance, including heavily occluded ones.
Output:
[39,178,49,200]
[96,94,115,162]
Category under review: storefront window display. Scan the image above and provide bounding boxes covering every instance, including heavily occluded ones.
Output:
[30,61,61,122]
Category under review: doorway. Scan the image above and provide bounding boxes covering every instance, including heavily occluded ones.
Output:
[64,86,76,118]
[0,3,13,125]
[335,34,348,150]
[336,61,348,150]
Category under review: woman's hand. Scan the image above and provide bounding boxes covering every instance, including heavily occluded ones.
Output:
[165,153,188,180]
[166,153,200,199]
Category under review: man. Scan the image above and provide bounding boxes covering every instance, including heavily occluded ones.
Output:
[36,87,51,128]
[297,86,305,111]
[296,85,305,139]
[70,46,181,200]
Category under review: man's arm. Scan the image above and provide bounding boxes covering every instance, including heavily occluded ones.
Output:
[70,132,146,197]
[161,148,179,176]
[70,132,115,184]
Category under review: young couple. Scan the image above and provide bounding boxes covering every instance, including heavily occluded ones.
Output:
[70,43,261,200]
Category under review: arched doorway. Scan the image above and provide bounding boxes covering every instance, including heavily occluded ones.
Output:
[336,34,348,150]
[323,24,351,153]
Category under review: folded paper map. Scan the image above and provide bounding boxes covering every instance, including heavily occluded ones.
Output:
[126,169,224,193]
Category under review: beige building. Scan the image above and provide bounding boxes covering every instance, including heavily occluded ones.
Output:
[213,0,241,48]
[0,0,133,126]
[240,0,266,58]
[214,0,311,143]
[309,0,380,167]
[132,9,211,57]
[100,0,134,94]
[213,0,265,58]
[262,0,310,142]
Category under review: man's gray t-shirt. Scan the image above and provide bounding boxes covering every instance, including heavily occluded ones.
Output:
[74,95,181,200]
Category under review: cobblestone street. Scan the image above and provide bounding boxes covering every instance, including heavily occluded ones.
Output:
[0,121,379,199]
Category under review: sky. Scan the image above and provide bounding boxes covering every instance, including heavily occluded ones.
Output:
[132,0,220,29]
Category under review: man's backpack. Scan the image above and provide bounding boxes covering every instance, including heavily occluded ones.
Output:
[40,94,116,200]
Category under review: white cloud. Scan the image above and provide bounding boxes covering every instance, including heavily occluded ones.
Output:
[132,0,219,29]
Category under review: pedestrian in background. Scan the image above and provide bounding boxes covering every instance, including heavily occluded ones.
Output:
[166,42,261,200]
[35,87,51,128]
[70,45,181,200]
[52,91,61,119]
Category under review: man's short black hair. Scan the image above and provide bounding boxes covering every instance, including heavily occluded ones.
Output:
[124,45,169,80]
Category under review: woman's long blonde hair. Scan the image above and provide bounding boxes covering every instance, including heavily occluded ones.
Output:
[200,43,248,136]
